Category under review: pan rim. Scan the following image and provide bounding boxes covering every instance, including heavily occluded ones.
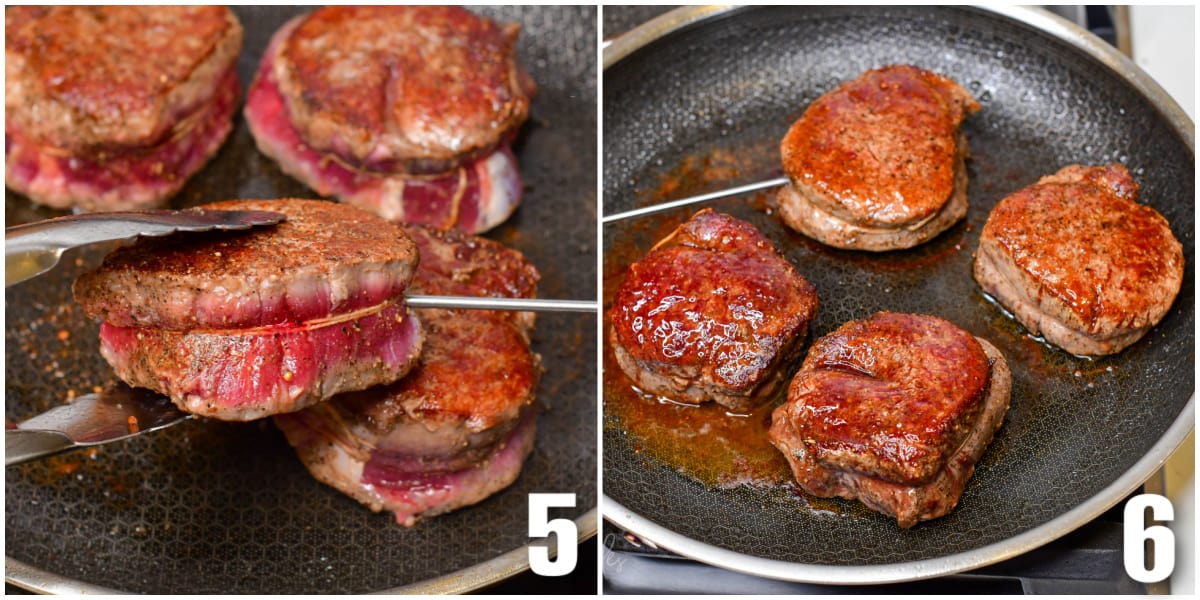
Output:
[603,5,1194,154]
[5,510,598,594]
[604,400,1193,584]
[601,3,1195,584]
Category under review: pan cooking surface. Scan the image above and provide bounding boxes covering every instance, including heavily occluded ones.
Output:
[603,6,1192,570]
[5,6,596,594]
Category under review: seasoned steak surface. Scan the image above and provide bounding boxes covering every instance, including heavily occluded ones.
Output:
[777,312,989,484]
[777,65,978,251]
[770,313,1011,528]
[610,209,819,411]
[6,66,239,212]
[73,199,418,330]
[781,65,979,227]
[243,23,523,233]
[5,6,242,151]
[337,224,540,435]
[275,6,534,171]
[974,163,1184,355]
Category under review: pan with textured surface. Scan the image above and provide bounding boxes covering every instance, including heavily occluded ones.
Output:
[5,5,596,594]
[602,5,1192,583]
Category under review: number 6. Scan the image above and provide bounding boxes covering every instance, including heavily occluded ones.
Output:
[1124,494,1175,583]
[528,493,578,576]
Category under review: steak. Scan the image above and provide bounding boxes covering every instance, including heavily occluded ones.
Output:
[275,408,536,527]
[769,312,1011,528]
[5,6,243,210]
[974,164,1184,355]
[244,7,532,233]
[74,199,425,421]
[100,300,423,421]
[275,225,541,525]
[778,65,980,251]
[610,209,819,412]
[274,6,533,172]
[73,199,418,330]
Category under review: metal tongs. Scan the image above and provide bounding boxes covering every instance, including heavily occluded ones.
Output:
[5,209,596,465]
[6,210,283,466]
[7,385,192,466]
[6,209,288,286]
[6,209,598,311]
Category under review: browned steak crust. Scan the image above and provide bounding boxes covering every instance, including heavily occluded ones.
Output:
[6,6,243,152]
[778,65,979,251]
[274,6,534,173]
[73,199,419,330]
[610,209,819,412]
[336,224,541,437]
[974,163,1184,355]
[769,312,1011,528]
[75,199,426,421]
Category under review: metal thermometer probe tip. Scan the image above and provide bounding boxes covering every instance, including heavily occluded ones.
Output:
[601,177,789,223]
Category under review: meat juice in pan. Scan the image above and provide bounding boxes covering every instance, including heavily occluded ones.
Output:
[609,65,984,525]
[602,194,800,489]
[601,153,989,522]
[604,161,1183,528]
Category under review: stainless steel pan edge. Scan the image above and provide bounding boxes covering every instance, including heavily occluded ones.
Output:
[5,559,122,595]
[605,4,1195,155]
[605,403,1194,584]
[388,510,598,595]
[6,510,598,594]
[601,4,1195,584]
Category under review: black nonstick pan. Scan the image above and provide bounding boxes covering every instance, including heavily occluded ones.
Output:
[5,5,596,594]
[602,5,1193,583]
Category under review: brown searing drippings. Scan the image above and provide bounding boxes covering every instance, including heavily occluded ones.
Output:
[603,326,793,490]
[605,147,797,490]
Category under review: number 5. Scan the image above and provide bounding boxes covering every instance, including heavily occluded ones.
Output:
[1124,494,1175,583]
[529,493,578,576]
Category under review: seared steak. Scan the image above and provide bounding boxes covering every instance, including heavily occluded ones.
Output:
[5,6,242,210]
[74,199,425,421]
[974,164,1184,355]
[74,199,418,330]
[275,225,541,525]
[769,312,1011,528]
[244,7,533,233]
[610,209,819,412]
[275,6,533,172]
[778,65,979,251]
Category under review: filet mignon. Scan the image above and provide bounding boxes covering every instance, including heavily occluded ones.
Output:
[609,209,819,412]
[73,199,425,421]
[274,225,541,526]
[73,199,419,330]
[244,6,534,233]
[974,163,1184,355]
[777,65,980,251]
[769,312,1011,528]
[5,6,243,211]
